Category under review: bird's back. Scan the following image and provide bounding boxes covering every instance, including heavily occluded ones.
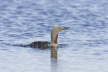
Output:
[29,41,50,49]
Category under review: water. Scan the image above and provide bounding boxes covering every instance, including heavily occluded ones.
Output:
[0,0,108,72]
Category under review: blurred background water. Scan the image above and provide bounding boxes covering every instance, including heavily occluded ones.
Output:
[0,0,108,72]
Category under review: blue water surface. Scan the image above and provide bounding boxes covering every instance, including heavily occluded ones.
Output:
[0,0,108,72]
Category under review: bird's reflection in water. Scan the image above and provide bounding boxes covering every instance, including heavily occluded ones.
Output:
[51,58,58,72]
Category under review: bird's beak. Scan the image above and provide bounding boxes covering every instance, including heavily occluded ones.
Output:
[64,27,70,30]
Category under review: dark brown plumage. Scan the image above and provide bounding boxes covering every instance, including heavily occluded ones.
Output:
[29,41,50,49]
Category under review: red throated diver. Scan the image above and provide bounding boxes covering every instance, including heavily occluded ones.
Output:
[8,26,69,59]
[29,26,69,48]
[29,26,69,59]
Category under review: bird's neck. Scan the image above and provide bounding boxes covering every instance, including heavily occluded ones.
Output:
[51,31,58,59]
[50,30,58,59]
[51,30,59,45]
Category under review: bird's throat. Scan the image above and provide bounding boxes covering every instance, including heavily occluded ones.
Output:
[54,34,58,44]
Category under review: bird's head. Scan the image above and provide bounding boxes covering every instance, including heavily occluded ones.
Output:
[53,26,70,32]
[51,26,70,44]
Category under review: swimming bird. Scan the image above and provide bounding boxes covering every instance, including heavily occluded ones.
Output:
[29,26,69,49]
[29,26,69,59]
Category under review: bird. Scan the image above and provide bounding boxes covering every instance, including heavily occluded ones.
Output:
[28,26,69,59]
